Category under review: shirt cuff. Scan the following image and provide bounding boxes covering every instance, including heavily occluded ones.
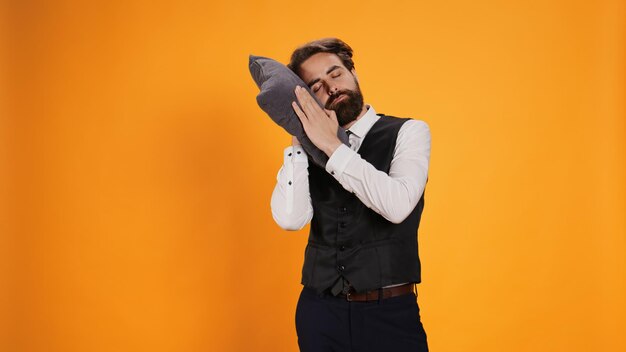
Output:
[325,144,356,178]
[283,145,308,164]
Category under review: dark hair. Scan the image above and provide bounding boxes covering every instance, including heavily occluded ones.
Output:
[287,37,355,78]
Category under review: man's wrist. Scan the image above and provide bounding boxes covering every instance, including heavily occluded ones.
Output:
[284,145,308,163]
[322,139,343,157]
[325,143,355,178]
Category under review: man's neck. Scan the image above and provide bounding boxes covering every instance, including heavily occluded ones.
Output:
[342,104,369,130]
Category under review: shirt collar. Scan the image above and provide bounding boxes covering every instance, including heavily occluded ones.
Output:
[346,104,379,139]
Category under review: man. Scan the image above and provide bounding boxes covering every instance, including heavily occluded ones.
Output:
[270,37,431,352]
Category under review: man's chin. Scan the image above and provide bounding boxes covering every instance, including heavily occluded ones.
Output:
[330,93,364,126]
[337,111,359,126]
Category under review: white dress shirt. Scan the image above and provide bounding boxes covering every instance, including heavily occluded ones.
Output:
[270,104,431,233]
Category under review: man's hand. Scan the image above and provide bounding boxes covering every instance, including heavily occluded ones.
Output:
[292,86,342,157]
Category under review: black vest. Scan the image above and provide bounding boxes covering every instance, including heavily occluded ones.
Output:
[301,114,425,295]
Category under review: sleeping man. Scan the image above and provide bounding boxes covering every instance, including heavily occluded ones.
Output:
[252,37,431,352]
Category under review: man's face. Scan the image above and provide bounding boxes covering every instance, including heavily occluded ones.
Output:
[298,52,365,127]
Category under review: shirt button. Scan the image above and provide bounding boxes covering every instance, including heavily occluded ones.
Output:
[331,171,335,175]
[338,265,345,271]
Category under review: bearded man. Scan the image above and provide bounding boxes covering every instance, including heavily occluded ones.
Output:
[270,37,431,352]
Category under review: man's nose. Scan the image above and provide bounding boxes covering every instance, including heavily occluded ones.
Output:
[328,86,339,96]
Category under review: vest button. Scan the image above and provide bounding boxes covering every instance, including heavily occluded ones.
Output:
[337,265,345,271]
[340,207,347,213]
[339,222,346,228]
[339,245,346,251]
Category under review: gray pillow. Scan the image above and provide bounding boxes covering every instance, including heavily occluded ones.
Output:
[248,54,350,168]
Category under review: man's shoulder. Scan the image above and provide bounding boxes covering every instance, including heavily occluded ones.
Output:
[377,113,429,131]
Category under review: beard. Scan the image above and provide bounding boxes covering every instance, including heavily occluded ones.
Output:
[325,79,365,127]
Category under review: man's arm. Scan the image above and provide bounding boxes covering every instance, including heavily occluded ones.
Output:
[270,136,314,231]
[325,119,431,224]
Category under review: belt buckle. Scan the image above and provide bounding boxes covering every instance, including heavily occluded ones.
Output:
[346,292,353,301]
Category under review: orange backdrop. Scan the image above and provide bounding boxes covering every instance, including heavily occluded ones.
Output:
[2,0,625,351]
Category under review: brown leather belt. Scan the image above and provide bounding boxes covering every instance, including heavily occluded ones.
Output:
[340,283,415,302]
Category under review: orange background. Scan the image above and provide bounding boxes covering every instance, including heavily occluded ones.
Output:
[2,0,625,351]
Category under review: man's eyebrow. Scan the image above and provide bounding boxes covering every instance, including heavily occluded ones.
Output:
[306,65,342,87]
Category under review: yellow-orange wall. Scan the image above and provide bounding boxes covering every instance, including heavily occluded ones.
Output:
[1,0,625,351]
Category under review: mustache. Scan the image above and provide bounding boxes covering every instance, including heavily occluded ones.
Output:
[326,91,351,109]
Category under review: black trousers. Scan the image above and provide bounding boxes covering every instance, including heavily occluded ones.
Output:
[295,286,429,352]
